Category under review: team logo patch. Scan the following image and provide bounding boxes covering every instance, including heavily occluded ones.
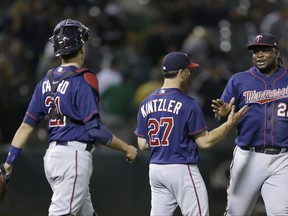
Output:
[255,35,263,42]
[159,89,165,94]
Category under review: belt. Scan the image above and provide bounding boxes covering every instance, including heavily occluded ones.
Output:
[240,146,288,155]
[49,141,95,153]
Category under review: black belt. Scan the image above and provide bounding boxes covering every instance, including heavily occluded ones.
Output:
[240,146,288,155]
[56,141,94,152]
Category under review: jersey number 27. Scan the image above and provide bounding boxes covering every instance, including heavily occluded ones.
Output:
[148,117,174,147]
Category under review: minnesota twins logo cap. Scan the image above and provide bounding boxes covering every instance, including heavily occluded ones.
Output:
[246,33,278,50]
[162,52,199,72]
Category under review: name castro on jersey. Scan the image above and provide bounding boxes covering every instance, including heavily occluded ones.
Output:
[42,80,69,95]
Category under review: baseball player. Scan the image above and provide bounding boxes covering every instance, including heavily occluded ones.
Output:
[212,33,288,215]
[0,19,137,216]
[134,51,248,216]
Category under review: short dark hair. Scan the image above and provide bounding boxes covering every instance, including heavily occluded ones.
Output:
[61,48,80,60]
[162,70,179,78]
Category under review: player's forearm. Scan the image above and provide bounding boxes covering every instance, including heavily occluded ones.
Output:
[206,122,234,148]
[200,104,249,149]
[3,122,34,173]
[107,135,130,153]
[11,122,34,148]
[195,121,234,149]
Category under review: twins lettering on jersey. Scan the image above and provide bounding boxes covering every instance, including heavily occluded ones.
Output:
[140,99,182,118]
[243,86,288,104]
[42,80,69,94]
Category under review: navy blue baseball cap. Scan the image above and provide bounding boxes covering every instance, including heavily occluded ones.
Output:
[246,33,279,50]
[162,52,199,72]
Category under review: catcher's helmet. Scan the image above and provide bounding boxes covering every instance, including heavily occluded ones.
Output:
[49,19,89,56]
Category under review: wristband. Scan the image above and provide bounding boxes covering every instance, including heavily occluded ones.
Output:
[5,145,22,165]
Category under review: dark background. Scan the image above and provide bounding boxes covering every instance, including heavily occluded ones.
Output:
[0,0,286,215]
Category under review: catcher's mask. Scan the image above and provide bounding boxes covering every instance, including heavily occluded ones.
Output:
[49,19,89,57]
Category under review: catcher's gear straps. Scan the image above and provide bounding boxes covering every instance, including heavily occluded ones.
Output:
[46,68,99,124]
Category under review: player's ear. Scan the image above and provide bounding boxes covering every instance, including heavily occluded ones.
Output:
[179,69,184,81]
[80,46,84,54]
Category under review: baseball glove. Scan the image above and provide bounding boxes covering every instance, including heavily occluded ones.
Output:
[0,164,9,203]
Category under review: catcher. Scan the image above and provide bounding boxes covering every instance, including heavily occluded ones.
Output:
[0,19,137,215]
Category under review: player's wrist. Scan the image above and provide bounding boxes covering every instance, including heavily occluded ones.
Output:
[5,145,22,166]
[124,145,130,154]
[215,114,227,124]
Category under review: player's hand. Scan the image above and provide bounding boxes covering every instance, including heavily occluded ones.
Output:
[125,145,138,163]
[227,104,249,125]
[0,163,11,183]
[211,97,235,118]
